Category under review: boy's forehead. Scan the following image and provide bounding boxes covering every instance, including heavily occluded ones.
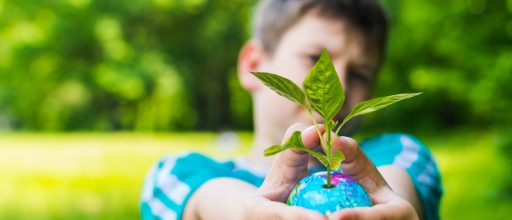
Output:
[278,12,380,69]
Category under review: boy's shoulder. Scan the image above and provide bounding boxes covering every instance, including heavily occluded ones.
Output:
[361,133,442,220]
[360,132,427,151]
[141,152,265,219]
[359,133,433,167]
[154,152,240,178]
[361,133,424,146]
[152,151,265,187]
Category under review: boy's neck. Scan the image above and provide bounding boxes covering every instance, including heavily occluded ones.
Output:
[247,132,276,168]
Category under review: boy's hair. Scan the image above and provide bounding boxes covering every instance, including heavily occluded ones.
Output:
[253,0,388,59]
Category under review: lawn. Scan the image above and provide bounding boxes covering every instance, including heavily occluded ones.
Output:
[0,130,510,219]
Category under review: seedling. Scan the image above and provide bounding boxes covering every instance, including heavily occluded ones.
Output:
[252,49,420,188]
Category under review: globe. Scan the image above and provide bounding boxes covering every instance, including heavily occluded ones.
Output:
[287,171,372,215]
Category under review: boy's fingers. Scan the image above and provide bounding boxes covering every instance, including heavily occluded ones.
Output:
[327,198,418,220]
[246,198,327,220]
[331,135,391,196]
[300,124,325,149]
[258,123,324,202]
[278,123,325,167]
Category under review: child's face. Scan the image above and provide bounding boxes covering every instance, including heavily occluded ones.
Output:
[242,12,380,140]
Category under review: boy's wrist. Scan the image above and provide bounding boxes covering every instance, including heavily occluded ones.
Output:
[185,177,258,220]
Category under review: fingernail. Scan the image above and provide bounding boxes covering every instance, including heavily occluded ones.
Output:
[304,125,316,133]
[339,136,350,141]
[339,136,356,143]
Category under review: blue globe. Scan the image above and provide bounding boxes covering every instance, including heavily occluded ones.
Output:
[287,171,372,215]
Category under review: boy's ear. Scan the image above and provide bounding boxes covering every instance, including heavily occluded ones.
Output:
[238,40,266,92]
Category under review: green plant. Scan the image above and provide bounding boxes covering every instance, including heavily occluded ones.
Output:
[252,49,420,187]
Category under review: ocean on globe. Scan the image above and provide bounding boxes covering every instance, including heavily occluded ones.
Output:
[287,171,372,215]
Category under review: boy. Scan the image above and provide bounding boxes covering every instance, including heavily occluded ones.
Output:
[141,0,442,219]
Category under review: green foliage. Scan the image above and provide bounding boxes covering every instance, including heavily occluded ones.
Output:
[0,0,510,131]
[340,93,422,129]
[253,48,420,186]
[0,0,256,131]
[251,72,306,107]
[2,131,510,219]
[329,151,345,171]
[303,49,344,121]
[370,0,512,131]
[264,131,329,168]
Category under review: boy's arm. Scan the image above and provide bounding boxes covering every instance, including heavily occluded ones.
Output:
[378,165,424,218]
[184,124,422,219]
[183,124,329,220]
[184,177,326,220]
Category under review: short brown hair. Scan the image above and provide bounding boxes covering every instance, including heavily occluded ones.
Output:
[253,0,388,58]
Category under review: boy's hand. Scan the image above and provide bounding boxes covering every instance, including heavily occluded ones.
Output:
[244,123,327,219]
[327,136,420,220]
[186,123,329,220]
[250,123,420,220]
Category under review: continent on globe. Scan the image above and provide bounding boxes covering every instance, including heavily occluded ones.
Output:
[287,171,372,215]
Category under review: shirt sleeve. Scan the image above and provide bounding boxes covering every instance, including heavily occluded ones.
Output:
[140,152,263,220]
[360,133,443,220]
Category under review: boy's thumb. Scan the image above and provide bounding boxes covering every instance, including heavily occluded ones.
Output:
[276,123,325,168]
[258,123,324,202]
[333,136,392,195]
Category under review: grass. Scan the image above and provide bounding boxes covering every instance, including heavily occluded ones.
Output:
[422,130,512,219]
[0,130,510,219]
[0,132,253,220]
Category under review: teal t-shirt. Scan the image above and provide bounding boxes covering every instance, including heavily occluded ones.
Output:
[140,133,442,220]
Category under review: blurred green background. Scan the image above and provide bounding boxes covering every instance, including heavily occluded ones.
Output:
[0,0,511,219]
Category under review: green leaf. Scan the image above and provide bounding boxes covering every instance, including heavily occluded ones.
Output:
[283,131,330,168]
[329,150,345,170]
[311,151,330,168]
[283,130,305,149]
[341,93,422,126]
[329,120,338,128]
[263,131,329,167]
[263,144,286,156]
[251,72,306,107]
[263,131,306,156]
[303,49,344,121]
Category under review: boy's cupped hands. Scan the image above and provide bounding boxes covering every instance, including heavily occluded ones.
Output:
[244,123,419,220]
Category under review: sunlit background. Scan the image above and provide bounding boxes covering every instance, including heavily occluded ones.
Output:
[0,0,511,219]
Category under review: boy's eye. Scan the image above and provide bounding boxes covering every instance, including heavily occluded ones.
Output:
[348,69,371,84]
[309,54,321,63]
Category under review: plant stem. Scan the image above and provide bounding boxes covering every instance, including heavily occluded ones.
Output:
[326,166,332,188]
[325,122,332,186]
[305,107,328,152]
[326,123,333,187]
[304,106,334,187]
